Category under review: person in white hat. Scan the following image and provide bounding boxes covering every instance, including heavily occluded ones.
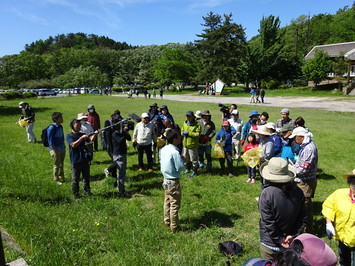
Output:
[133,113,156,172]
[258,157,306,261]
[228,109,244,160]
[290,126,318,233]
[275,108,294,132]
[265,122,282,156]
[77,113,94,136]
[18,102,37,143]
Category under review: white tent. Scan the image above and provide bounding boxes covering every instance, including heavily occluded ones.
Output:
[212,79,225,95]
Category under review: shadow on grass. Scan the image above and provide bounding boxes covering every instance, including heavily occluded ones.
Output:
[182,210,241,230]
[0,106,51,116]
[317,168,336,180]
[6,192,72,205]
[128,179,162,194]
[91,173,105,182]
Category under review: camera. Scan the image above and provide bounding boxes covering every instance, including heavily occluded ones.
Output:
[112,117,134,133]
[218,103,229,114]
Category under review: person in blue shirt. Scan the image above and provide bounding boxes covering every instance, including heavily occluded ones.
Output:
[161,129,185,233]
[47,112,65,185]
[216,121,236,177]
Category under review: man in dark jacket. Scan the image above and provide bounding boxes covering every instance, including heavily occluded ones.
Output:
[258,158,306,261]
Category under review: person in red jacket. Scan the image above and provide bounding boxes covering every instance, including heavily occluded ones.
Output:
[86,104,101,151]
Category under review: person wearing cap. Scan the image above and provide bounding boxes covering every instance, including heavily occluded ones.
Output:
[243,233,337,266]
[195,110,201,122]
[198,110,216,171]
[216,121,236,177]
[228,109,243,160]
[290,126,318,233]
[159,105,175,124]
[241,110,260,144]
[148,103,163,163]
[133,113,157,172]
[275,108,294,132]
[18,102,37,143]
[279,123,299,163]
[322,169,355,266]
[47,112,66,185]
[266,122,282,156]
[86,104,101,151]
[77,113,94,136]
[181,111,201,177]
[258,157,307,261]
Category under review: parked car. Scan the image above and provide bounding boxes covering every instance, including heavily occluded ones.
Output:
[38,89,57,96]
[89,89,101,94]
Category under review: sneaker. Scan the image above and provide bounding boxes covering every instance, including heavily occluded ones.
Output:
[198,162,205,168]
[184,169,190,174]
[251,178,256,184]
[104,168,110,178]
[189,171,196,178]
[246,178,251,183]
[148,169,153,173]
[56,181,63,185]
[138,168,143,172]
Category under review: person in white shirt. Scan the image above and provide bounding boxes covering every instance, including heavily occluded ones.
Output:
[228,110,243,160]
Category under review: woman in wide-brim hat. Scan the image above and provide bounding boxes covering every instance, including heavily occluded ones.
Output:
[258,157,307,261]
[322,169,355,266]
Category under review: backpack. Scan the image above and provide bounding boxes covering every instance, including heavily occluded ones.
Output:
[41,124,55,147]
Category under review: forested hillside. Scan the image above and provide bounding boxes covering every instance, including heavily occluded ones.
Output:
[0,3,353,89]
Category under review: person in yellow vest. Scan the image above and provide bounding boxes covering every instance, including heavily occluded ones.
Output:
[322,169,355,266]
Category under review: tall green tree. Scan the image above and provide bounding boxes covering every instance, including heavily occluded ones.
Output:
[302,49,333,87]
[194,12,247,84]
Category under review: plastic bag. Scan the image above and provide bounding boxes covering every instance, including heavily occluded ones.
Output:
[212,143,225,158]
[241,147,263,168]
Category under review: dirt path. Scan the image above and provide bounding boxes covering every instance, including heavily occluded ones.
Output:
[115,94,355,112]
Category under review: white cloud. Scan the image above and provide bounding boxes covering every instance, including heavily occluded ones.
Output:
[9,7,51,25]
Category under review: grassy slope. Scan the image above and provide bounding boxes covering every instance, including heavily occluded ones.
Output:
[0,94,354,265]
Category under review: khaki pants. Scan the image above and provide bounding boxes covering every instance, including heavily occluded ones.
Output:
[50,149,66,182]
[296,178,317,233]
[163,179,181,232]
[182,147,198,171]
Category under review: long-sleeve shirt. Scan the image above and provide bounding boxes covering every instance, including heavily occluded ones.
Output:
[181,120,201,149]
[216,127,236,151]
[47,123,65,151]
[322,188,355,247]
[228,118,243,141]
[258,136,274,161]
[86,112,100,130]
[160,144,185,180]
[293,140,318,180]
[133,122,156,146]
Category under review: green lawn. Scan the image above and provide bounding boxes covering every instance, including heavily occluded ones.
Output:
[1,95,354,265]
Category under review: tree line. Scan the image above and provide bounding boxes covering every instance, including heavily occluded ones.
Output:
[0,3,354,90]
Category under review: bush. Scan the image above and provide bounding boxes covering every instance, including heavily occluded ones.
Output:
[0,91,22,100]
[261,78,279,90]
[22,91,37,98]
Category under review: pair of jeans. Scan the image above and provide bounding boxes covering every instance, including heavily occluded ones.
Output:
[71,161,90,197]
[247,166,256,178]
[219,150,233,174]
[137,144,153,169]
[26,123,36,142]
[198,144,212,170]
[338,241,355,266]
[113,154,127,193]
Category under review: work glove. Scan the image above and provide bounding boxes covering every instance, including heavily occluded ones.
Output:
[183,131,189,136]
[326,223,336,237]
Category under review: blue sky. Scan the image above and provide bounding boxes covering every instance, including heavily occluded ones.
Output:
[0,0,353,57]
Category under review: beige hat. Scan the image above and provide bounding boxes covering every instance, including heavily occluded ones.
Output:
[260,157,296,183]
[289,127,309,139]
[195,110,201,119]
[77,113,88,120]
[265,122,276,130]
[251,125,272,136]
[342,169,355,179]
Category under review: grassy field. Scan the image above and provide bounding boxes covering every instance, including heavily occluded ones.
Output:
[1,94,354,265]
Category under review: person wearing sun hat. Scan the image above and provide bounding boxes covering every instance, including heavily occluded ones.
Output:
[290,126,318,233]
[244,233,337,266]
[258,157,307,261]
[322,169,355,266]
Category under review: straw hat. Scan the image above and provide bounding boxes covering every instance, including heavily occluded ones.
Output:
[342,169,355,179]
[260,157,296,183]
[251,125,271,136]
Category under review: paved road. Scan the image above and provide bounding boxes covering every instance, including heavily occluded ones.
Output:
[115,94,355,113]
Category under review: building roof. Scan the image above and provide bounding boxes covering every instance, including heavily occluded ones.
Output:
[305,41,355,59]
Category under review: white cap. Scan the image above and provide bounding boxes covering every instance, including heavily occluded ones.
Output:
[265,122,276,130]
[141,112,149,118]
[289,127,310,138]
[77,113,88,120]
[231,110,239,115]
